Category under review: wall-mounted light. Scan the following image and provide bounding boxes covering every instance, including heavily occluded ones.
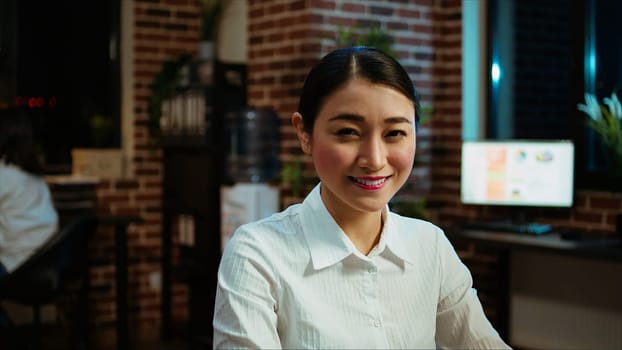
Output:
[491,62,502,84]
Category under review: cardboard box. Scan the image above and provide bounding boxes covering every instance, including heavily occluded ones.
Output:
[71,148,124,179]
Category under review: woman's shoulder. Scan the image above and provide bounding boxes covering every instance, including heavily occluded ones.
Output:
[226,203,305,249]
[387,212,455,264]
[243,202,302,231]
[220,203,310,278]
[0,161,42,189]
[388,212,449,249]
[389,212,443,235]
[0,161,39,179]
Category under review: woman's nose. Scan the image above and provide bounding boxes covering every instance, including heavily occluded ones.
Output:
[357,136,386,171]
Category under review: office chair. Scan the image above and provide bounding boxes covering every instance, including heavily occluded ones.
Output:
[0,214,99,349]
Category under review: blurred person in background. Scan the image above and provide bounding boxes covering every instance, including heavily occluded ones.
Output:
[0,107,58,281]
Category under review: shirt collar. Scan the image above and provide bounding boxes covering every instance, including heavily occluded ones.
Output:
[381,211,416,265]
[300,184,353,270]
[300,183,415,270]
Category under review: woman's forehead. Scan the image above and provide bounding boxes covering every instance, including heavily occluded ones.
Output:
[317,79,415,119]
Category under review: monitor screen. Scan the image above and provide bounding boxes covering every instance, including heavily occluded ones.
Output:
[461,140,575,207]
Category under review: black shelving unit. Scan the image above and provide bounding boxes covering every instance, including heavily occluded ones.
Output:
[161,143,221,347]
[160,60,246,348]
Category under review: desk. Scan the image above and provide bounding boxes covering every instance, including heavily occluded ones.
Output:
[447,229,622,262]
[46,176,145,349]
[98,215,144,350]
[446,228,622,342]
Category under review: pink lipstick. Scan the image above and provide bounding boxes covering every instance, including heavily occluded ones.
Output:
[350,176,389,190]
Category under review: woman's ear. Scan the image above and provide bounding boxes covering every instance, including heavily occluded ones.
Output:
[291,112,311,155]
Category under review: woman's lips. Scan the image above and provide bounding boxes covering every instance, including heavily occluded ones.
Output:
[349,176,390,190]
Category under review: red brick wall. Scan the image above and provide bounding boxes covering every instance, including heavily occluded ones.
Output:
[85,0,621,333]
[247,0,439,205]
[87,0,202,332]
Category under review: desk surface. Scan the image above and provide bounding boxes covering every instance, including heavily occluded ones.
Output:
[446,228,622,262]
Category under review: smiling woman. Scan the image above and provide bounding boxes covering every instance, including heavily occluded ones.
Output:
[212,47,511,349]
[291,77,416,249]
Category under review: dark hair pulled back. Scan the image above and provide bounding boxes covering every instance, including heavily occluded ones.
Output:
[297,46,421,133]
[0,107,44,175]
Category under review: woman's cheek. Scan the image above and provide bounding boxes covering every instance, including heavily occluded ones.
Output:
[389,143,416,169]
[311,140,350,173]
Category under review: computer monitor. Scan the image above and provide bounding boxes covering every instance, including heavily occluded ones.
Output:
[461,140,575,208]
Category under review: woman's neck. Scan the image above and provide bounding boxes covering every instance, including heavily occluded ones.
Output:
[331,207,384,256]
[318,185,385,255]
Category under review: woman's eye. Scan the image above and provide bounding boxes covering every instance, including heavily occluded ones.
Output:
[386,130,407,138]
[336,128,358,136]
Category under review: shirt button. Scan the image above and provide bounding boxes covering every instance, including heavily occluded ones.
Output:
[368,266,376,273]
[373,320,381,328]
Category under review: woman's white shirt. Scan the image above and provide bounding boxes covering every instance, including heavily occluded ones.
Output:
[213,184,510,349]
[0,161,58,272]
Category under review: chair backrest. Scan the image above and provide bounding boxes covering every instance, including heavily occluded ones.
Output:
[0,214,99,299]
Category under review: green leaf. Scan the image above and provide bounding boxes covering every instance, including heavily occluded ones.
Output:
[332,25,395,56]
[148,54,193,132]
[280,157,303,197]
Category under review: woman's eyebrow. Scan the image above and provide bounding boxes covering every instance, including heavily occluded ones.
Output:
[328,114,364,122]
[328,114,413,124]
[385,116,413,124]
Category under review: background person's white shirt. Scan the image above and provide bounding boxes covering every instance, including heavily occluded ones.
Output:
[0,161,58,272]
[214,184,511,349]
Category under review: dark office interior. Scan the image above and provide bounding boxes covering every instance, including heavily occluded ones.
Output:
[0,0,621,349]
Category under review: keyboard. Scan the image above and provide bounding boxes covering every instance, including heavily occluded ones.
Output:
[460,220,552,235]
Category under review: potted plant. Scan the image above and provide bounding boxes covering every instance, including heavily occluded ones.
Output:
[89,114,113,147]
[333,25,395,56]
[147,53,194,134]
[280,156,304,198]
[198,0,222,60]
[577,90,622,179]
